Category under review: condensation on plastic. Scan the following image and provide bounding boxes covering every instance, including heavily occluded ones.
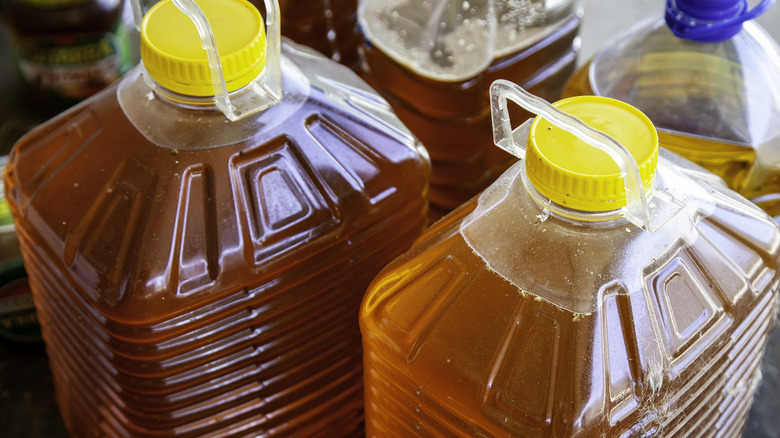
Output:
[489,80,661,231]
[589,16,780,209]
[130,0,282,121]
[358,0,580,81]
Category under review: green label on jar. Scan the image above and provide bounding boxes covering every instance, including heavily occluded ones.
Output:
[15,29,132,101]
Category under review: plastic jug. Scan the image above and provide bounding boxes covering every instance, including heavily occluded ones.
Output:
[563,0,780,219]
[0,0,134,347]
[360,80,780,436]
[275,0,360,69]
[4,0,430,435]
[358,0,582,220]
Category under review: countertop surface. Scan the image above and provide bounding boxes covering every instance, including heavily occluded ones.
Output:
[1,1,780,437]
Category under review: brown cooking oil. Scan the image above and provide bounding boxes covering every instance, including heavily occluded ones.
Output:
[361,92,780,436]
[358,0,582,220]
[5,0,430,435]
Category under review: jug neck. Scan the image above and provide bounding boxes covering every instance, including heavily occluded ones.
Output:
[141,65,264,112]
[521,172,634,227]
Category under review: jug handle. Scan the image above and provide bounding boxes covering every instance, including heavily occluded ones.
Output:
[130,0,282,121]
[489,79,654,231]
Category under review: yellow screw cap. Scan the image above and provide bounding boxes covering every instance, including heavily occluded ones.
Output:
[527,96,659,212]
[140,0,266,97]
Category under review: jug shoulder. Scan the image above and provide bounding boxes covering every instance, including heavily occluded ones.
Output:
[361,154,780,436]
[6,52,429,326]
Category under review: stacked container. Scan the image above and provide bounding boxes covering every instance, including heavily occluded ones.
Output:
[360,82,780,436]
[4,0,430,435]
[358,0,583,219]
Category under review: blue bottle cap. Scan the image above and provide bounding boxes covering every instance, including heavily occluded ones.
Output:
[665,0,775,42]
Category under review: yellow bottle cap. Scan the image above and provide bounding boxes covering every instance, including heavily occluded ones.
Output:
[527,96,659,212]
[140,0,266,97]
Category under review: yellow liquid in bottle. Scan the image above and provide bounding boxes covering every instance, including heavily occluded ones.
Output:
[564,61,780,217]
[361,157,780,436]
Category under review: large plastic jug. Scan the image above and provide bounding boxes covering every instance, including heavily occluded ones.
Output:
[564,0,780,219]
[358,0,582,220]
[4,0,430,435]
[360,80,780,436]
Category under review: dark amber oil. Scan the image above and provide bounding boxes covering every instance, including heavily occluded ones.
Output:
[360,13,581,220]
[6,41,429,437]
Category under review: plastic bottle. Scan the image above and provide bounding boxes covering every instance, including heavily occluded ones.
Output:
[563,0,780,219]
[360,80,780,436]
[5,0,430,435]
[0,0,133,114]
[358,0,583,220]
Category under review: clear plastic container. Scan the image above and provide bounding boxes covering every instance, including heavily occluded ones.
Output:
[360,80,780,436]
[358,0,582,220]
[5,0,430,435]
[564,0,780,219]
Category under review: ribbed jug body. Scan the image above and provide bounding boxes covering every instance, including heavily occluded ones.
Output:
[6,37,430,437]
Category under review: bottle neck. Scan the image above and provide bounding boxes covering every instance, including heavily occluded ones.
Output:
[522,170,636,227]
[140,62,279,120]
[141,65,235,110]
[118,66,265,150]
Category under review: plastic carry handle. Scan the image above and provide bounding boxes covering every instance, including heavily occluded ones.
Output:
[489,79,653,231]
[130,0,145,28]
[131,0,282,121]
[171,0,236,118]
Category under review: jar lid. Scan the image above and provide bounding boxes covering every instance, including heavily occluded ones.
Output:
[665,0,775,42]
[140,0,266,97]
[527,96,659,212]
